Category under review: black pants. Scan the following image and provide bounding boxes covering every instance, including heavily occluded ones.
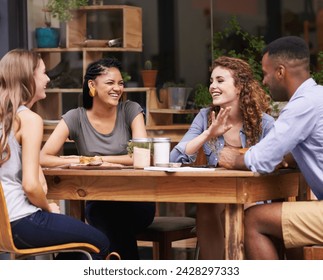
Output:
[85,201,156,260]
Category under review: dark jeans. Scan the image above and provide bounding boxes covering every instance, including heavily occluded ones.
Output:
[11,210,110,260]
[85,201,156,260]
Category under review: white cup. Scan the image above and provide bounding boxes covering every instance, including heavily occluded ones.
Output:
[152,138,171,166]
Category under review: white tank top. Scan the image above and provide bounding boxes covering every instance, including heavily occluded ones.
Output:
[0,105,39,222]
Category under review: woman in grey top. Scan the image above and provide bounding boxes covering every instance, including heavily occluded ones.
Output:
[0,49,110,260]
[41,57,155,259]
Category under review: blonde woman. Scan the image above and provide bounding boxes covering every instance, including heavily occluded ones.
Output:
[0,49,110,259]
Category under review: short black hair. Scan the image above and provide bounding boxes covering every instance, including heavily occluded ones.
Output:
[82,57,122,109]
[263,36,310,61]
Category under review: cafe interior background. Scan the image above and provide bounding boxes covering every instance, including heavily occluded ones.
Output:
[0,0,322,259]
[2,0,322,95]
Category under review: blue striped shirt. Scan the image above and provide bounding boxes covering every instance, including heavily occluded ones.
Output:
[245,78,323,199]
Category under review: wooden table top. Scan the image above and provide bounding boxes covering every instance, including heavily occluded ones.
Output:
[44,167,300,204]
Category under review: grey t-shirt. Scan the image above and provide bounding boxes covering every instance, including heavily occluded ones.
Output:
[62,100,144,156]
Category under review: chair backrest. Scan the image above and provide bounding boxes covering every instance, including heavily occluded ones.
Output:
[0,182,20,253]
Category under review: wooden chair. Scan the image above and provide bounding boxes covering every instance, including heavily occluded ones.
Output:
[303,246,323,260]
[0,182,99,260]
[136,216,197,260]
[136,148,203,260]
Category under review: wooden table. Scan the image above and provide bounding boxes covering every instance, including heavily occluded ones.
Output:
[44,167,300,260]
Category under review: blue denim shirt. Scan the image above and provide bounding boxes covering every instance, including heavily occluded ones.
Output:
[170,107,275,166]
[245,78,323,199]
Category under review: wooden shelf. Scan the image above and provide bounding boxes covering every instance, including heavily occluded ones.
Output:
[146,124,191,143]
[78,4,141,11]
[124,87,151,92]
[146,132,188,143]
[34,48,84,52]
[33,5,142,125]
[67,5,142,50]
[143,88,198,142]
[34,47,142,53]
[44,88,150,94]
[45,88,82,93]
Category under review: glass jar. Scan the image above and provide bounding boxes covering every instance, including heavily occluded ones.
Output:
[130,138,152,169]
[152,137,171,166]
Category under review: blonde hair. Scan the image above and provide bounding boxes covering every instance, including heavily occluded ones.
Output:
[0,49,40,165]
[209,56,271,147]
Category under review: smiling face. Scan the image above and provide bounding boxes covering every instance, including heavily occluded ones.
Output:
[209,66,240,108]
[31,59,50,105]
[90,67,124,107]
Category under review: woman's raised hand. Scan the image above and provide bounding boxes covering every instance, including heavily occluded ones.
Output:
[207,107,232,138]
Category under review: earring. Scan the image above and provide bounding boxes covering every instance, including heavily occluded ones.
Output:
[89,88,96,97]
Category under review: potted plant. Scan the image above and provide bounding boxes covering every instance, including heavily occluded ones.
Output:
[193,83,212,108]
[46,0,88,22]
[121,71,131,83]
[162,82,192,110]
[35,0,88,48]
[35,7,60,48]
[141,60,158,88]
[312,51,323,84]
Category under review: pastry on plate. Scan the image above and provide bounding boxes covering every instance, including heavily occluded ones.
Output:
[79,156,103,166]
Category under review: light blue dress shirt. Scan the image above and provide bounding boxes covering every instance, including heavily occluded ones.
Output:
[170,107,275,166]
[245,78,323,199]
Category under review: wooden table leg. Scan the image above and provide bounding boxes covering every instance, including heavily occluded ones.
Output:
[225,204,244,260]
[67,200,85,221]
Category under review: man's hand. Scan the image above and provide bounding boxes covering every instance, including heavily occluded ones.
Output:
[218,146,247,170]
[275,153,297,170]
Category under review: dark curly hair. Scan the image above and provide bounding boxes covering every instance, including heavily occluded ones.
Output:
[82,57,122,109]
[209,56,271,147]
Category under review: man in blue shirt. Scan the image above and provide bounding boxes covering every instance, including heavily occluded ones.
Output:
[219,36,323,259]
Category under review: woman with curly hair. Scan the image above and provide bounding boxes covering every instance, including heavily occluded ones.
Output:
[170,56,275,259]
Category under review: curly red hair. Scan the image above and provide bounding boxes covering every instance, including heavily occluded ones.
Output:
[209,56,271,147]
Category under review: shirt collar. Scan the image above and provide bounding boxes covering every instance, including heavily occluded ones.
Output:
[290,78,317,102]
